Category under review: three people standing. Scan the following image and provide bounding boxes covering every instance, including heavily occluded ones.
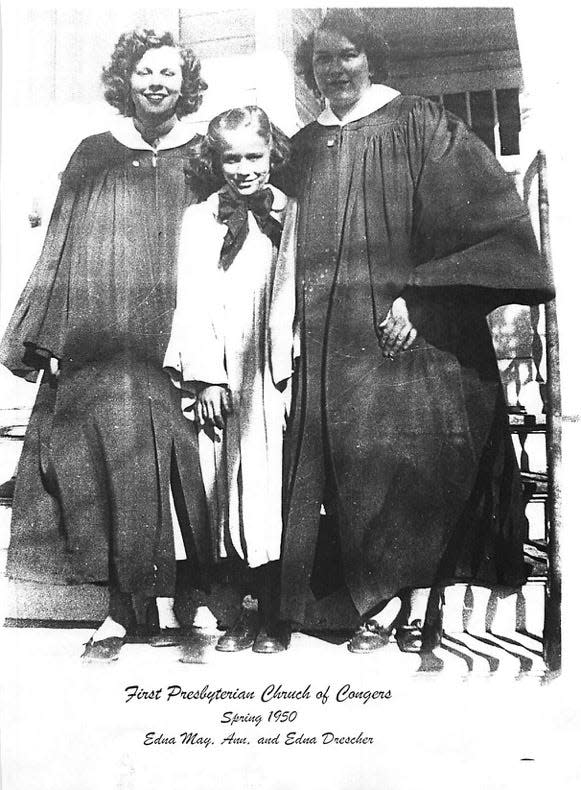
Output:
[0,13,554,660]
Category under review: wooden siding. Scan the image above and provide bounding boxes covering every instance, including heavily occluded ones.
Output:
[180,9,255,59]
[391,50,522,95]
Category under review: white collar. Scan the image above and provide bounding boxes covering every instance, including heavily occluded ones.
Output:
[207,184,287,218]
[108,115,206,151]
[317,83,400,127]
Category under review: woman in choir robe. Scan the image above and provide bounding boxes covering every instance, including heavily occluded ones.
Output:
[0,29,210,661]
[278,10,554,652]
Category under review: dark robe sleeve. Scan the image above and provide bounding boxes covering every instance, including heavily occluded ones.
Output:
[0,141,88,380]
[407,100,554,311]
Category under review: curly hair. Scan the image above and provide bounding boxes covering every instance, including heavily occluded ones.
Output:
[186,106,291,197]
[102,29,207,118]
[295,9,390,95]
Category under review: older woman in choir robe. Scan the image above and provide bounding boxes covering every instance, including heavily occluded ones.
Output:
[278,10,554,653]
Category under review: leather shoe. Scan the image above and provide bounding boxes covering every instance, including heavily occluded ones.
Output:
[347,620,394,653]
[252,621,291,653]
[81,636,125,663]
[216,609,260,652]
[395,620,424,653]
[396,604,443,654]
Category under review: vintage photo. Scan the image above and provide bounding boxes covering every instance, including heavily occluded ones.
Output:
[1,3,579,788]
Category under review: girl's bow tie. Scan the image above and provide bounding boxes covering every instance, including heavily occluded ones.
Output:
[217,186,282,270]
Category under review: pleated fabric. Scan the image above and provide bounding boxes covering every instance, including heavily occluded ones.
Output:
[278,96,554,626]
[1,131,209,595]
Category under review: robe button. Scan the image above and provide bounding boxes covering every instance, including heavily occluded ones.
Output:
[132,160,140,167]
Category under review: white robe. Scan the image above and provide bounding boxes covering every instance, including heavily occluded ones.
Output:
[164,187,297,568]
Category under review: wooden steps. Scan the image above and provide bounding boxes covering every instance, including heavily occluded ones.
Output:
[0,405,550,676]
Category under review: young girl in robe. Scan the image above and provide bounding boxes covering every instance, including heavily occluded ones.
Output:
[164,106,297,653]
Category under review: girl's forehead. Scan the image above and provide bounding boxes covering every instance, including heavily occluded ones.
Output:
[134,46,182,71]
[220,126,270,151]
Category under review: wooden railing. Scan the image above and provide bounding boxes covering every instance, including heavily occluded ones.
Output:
[517,151,561,674]
[537,151,561,674]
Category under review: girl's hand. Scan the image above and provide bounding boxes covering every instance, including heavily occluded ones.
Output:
[195,385,231,430]
[49,357,60,378]
[378,296,418,359]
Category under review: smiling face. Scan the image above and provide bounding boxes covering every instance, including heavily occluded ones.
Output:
[130,46,183,124]
[219,126,271,198]
[312,28,372,118]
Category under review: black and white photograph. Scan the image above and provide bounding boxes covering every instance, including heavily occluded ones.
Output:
[1,2,579,788]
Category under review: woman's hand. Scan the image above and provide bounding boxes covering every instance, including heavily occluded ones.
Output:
[378,297,418,358]
[195,385,231,430]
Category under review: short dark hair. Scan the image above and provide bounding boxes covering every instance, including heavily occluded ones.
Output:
[295,9,390,94]
[102,29,207,118]
[186,106,291,197]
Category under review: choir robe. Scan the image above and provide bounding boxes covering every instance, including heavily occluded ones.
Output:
[279,95,554,628]
[0,119,210,596]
